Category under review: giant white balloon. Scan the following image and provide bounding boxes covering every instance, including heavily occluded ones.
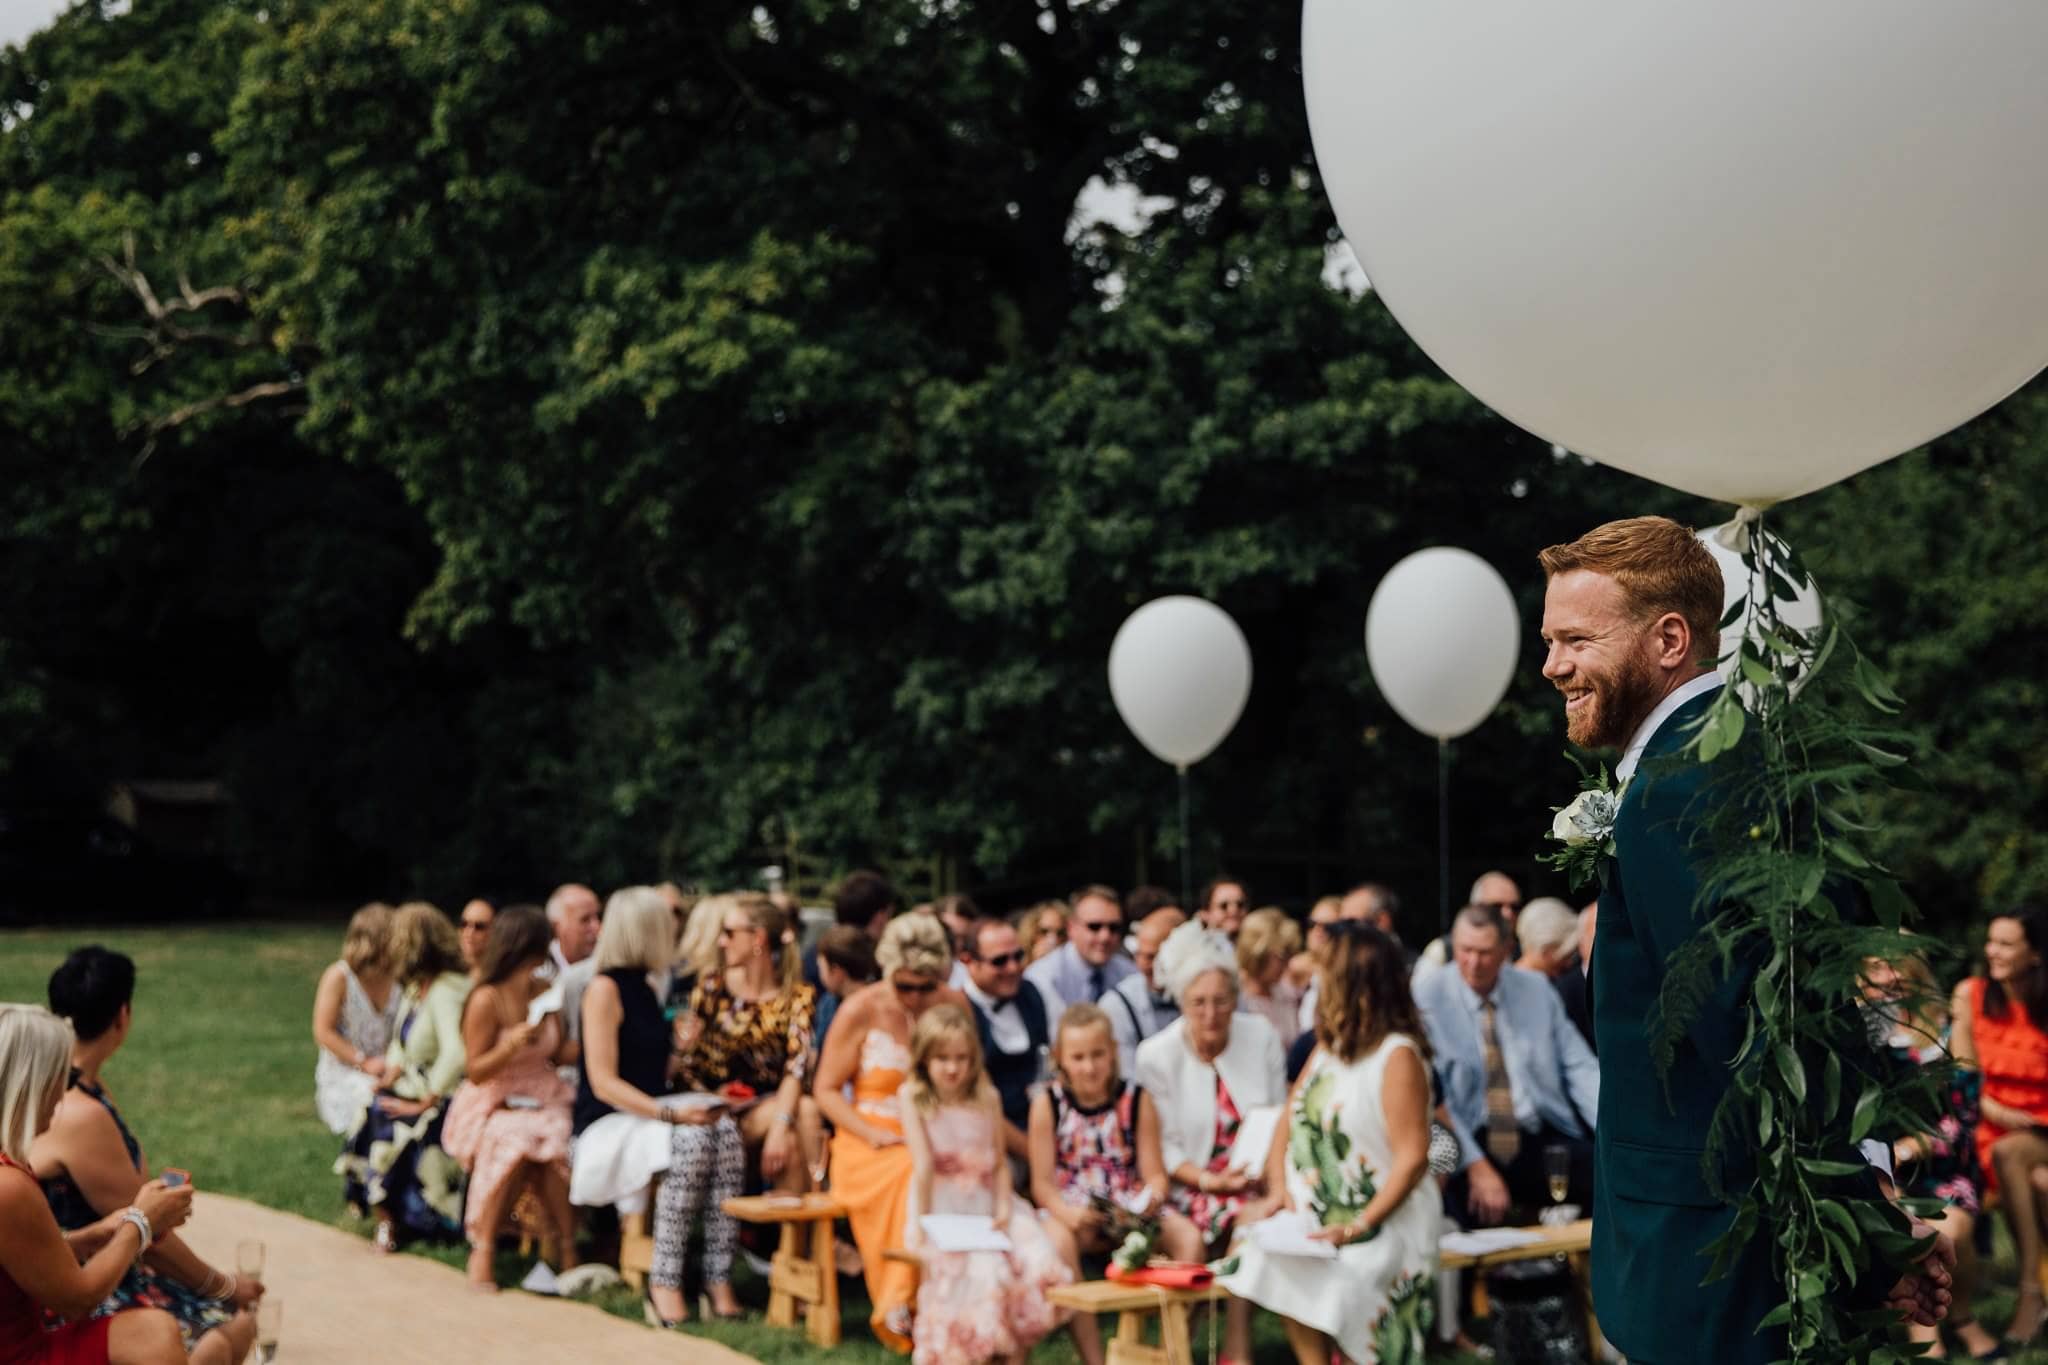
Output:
[1699,525,1823,679]
[1108,597,1253,769]
[1366,548,1520,740]
[1302,2,2048,506]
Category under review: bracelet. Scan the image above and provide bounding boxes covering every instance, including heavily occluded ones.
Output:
[773,1111,796,1129]
[657,1103,676,1125]
[116,1207,152,1262]
[201,1268,232,1299]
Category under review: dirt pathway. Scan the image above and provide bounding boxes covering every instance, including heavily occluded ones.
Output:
[179,1192,756,1363]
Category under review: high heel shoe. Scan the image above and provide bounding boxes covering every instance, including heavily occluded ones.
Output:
[2004,1287,2044,1349]
[699,1290,745,1322]
[642,1291,687,1329]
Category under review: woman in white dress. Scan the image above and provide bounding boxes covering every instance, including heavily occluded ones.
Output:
[1219,922,1440,1365]
[312,903,402,1135]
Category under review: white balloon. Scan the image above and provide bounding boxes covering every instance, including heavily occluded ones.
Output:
[1108,597,1253,769]
[1699,525,1823,679]
[1302,1,2048,507]
[1366,548,1521,740]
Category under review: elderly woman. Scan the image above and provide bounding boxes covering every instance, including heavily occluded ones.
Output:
[672,893,821,1194]
[814,912,968,1352]
[571,887,745,1327]
[1136,921,1285,1365]
[312,902,402,1136]
[340,902,472,1252]
[441,907,579,1290]
[32,950,261,1364]
[1,1002,196,1365]
[1235,908,1304,1048]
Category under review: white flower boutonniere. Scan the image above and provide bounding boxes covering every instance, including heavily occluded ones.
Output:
[1540,766,1626,890]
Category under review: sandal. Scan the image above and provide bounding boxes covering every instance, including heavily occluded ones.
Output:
[699,1290,745,1322]
[642,1291,687,1329]
[2005,1288,2044,1349]
[372,1219,398,1255]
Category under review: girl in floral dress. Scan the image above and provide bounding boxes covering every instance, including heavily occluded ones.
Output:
[1029,1004,1202,1365]
[902,1005,1072,1365]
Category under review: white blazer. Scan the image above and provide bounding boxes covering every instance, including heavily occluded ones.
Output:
[1135,1013,1286,1174]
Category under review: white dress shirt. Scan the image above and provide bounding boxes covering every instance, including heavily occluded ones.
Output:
[962,976,1033,1056]
[1615,670,1722,782]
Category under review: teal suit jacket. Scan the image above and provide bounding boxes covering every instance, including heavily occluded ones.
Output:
[1591,685,1781,1363]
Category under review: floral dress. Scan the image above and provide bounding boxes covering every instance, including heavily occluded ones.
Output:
[912,1103,1073,1365]
[1173,1073,1251,1248]
[1890,1033,1982,1215]
[672,976,817,1097]
[1049,1079,1144,1209]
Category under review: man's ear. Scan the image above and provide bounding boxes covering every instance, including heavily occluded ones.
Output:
[1652,612,1693,670]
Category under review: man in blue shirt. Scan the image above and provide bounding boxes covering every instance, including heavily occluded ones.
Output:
[1023,883,1136,1014]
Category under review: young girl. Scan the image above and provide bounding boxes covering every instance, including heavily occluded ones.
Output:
[901,1004,1072,1365]
[1028,1004,1204,1365]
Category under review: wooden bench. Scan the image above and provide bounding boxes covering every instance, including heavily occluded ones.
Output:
[1441,1217,1602,1355]
[721,1193,848,1346]
[1046,1278,1233,1365]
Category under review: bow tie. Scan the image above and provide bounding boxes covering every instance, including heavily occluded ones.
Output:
[987,996,1015,1012]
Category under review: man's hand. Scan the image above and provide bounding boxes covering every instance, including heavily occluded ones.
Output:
[1884,1221,1954,1328]
[1465,1160,1510,1227]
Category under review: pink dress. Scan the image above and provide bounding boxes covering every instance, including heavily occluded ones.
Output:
[441,1019,574,1245]
[913,1104,1073,1365]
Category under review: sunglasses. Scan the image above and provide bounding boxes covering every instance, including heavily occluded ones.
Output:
[893,979,939,997]
[461,920,491,931]
[979,950,1025,969]
[718,925,761,939]
[1075,920,1122,936]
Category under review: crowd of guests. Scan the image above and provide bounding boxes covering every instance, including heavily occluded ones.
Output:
[6,873,2046,1363]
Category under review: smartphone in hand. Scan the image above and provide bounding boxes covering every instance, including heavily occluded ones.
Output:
[161,1168,191,1188]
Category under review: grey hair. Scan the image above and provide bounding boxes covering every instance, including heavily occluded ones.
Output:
[1516,898,1580,959]
[1452,904,1510,946]
[1156,920,1239,1008]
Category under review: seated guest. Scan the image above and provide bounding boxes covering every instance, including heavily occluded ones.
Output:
[1017,900,1069,964]
[1103,908,1187,1077]
[671,894,729,1005]
[803,871,898,991]
[1515,898,1594,1050]
[813,925,878,1052]
[1863,951,2001,1361]
[1136,921,1284,1365]
[1029,1004,1200,1365]
[1235,907,1304,1048]
[457,899,496,974]
[812,912,966,1351]
[1220,923,1442,1364]
[1,1003,196,1365]
[312,902,401,1136]
[1957,907,2048,1344]
[341,902,472,1251]
[570,887,742,1327]
[1196,876,1250,940]
[1413,871,1522,986]
[1414,905,1599,1228]
[672,894,821,1195]
[932,894,980,990]
[957,917,1051,1164]
[1025,885,1134,1014]
[1297,881,1404,1036]
[1286,896,1342,997]
[441,907,579,1290]
[544,884,603,1069]
[34,951,261,1363]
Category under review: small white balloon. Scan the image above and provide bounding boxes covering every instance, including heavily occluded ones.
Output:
[1108,597,1253,769]
[1699,525,1823,677]
[1302,0,2048,506]
[1366,548,1521,740]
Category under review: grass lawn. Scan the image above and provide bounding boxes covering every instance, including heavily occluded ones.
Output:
[6,922,2038,1362]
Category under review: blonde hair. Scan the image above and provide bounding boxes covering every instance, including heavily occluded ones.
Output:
[1052,1003,1119,1088]
[735,892,803,992]
[594,885,676,974]
[1538,515,1725,665]
[677,895,732,980]
[876,911,950,980]
[388,901,465,985]
[342,902,395,975]
[0,1004,75,1165]
[1015,900,1068,960]
[905,1004,993,1115]
[1236,907,1302,980]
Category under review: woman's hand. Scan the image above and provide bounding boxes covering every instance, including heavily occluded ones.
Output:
[376,1095,433,1119]
[1235,1192,1283,1228]
[862,1123,904,1150]
[227,1274,265,1309]
[361,1055,389,1080]
[1307,1217,1370,1247]
[134,1178,194,1238]
[673,1016,705,1056]
[1196,1169,1251,1197]
[505,1021,542,1053]
[762,1123,796,1178]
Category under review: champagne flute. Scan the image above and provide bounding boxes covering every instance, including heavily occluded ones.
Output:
[1544,1145,1571,1206]
[256,1298,281,1364]
[236,1240,266,1280]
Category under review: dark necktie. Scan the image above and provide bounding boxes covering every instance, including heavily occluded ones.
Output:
[1481,998,1520,1164]
[1088,966,1105,1000]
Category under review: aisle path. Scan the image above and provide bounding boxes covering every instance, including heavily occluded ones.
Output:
[180,1192,755,1364]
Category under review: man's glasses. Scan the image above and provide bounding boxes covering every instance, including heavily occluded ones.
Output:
[461,920,491,932]
[1075,920,1122,936]
[978,950,1025,968]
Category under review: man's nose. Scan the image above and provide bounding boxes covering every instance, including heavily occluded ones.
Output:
[1541,643,1567,679]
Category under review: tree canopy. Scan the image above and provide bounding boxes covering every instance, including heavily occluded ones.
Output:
[2,0,2041,936]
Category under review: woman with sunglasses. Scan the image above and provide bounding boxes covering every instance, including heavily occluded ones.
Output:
[670,895,821,1197]
[813,912,966,1351]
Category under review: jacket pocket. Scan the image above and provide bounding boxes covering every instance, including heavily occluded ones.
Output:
[1603,1139,1725,1209]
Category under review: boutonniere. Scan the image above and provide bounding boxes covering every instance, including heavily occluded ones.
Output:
[1540,764,1626,890]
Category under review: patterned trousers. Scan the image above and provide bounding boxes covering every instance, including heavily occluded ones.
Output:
[651,1114,743,1289]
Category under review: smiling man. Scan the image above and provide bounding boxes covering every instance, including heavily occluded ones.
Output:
[1024,884,1135,1014]
[1539,516,1950,1363]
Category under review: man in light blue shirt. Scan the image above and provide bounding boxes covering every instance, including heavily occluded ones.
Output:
[1414,904,1600,1227]
[1023,883,1136,1015]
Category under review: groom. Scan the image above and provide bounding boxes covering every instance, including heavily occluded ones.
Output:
[1537,516,1951,1362]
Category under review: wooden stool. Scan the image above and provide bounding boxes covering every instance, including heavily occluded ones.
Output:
[722,1193,848,1347]
[1045,1278,1232,1365]
[1440,1217,1602,1355]
[617,1182,659,1293]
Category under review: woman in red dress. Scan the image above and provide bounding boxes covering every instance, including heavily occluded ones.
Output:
[0,1004,192,1365]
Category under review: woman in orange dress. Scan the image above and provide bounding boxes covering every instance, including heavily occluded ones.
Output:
[813,914,967,1353]
[1956,906,2048,1346]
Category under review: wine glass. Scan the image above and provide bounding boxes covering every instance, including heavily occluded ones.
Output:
[256,1299,281,1363]
[1542,1145,1574,1226]
[236,1240,266,1281]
